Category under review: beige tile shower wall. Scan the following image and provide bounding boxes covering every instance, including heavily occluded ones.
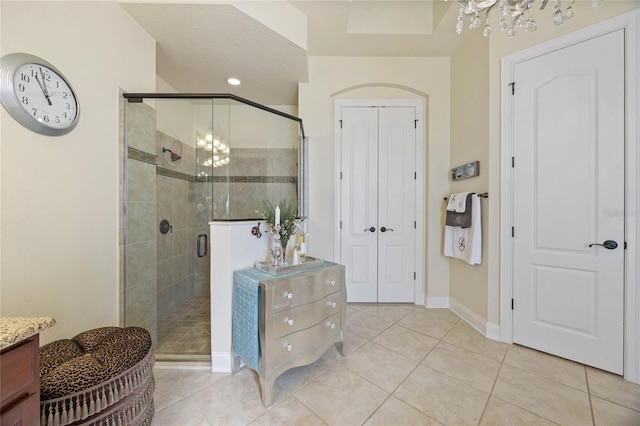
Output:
[211,147,299,220]
[123,102,158,346]
[156,132,197,317]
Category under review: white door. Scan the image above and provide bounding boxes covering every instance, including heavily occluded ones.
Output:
[340,107,379,302]
[340,106,416,303]
[377,107,416,302]
[512,30,625,374]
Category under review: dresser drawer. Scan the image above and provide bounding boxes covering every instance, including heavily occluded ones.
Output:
[271,293,342,339]
[0,337,38,403]
[267,265,342,312]
[269,312,341,368]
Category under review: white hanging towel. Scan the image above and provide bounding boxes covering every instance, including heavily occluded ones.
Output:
[444,194,482,265]
[455,191,471,213]
[446,193,458,211]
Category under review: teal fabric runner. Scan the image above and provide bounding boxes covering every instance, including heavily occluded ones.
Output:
[232,269,265,370]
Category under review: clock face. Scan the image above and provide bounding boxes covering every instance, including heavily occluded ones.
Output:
[13,63,78,131]
[0,53,79,136]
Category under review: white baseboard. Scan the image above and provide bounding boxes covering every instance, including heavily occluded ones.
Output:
[426,297,449,309]
[154,361,212,370]
[449,298,485,335]
[485,322,501,342]
[212,352,233,373]
[448,298,502,343]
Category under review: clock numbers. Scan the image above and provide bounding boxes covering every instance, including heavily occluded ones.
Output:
[12,62,78,130]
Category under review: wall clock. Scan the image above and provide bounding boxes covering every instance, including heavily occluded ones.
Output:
[0,53,79,136]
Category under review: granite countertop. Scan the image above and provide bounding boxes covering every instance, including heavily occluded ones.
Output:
[0,317,56,350]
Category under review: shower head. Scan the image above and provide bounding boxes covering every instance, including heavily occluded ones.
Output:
[162,147,182,162]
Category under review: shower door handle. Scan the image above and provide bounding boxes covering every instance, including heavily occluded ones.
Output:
[197,234,208,258]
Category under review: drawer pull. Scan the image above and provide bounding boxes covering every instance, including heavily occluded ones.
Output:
[325,321,336,329]
[284,343,293,351]
[326,301,337,308]
[327,279,336,286]
[283,291,293,299]
[284,317,294,326]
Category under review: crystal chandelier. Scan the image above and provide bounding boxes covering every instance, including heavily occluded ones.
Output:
[452,0,602,37]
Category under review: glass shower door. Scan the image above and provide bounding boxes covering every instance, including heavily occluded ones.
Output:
[123,98,213,361]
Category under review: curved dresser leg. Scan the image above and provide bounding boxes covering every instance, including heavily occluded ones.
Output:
[259,375,275,407]
[335,340,345,356]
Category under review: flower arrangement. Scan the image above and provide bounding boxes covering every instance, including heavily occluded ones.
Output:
[259,199,303,246]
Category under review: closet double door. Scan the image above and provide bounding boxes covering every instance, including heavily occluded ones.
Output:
[340,106,416,303]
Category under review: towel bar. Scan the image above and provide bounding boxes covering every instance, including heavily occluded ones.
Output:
[444,192,488,201]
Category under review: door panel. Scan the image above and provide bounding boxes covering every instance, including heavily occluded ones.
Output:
[341,107,379,302]
[378,107,416,302]
[512,30,624,373]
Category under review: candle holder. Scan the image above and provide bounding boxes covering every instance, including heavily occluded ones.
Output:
[271,224,283,266]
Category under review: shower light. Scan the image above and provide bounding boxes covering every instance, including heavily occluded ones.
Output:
[227,77,241,86]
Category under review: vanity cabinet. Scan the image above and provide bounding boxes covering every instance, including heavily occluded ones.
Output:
[232,262,346,406]
[0,335,40,426]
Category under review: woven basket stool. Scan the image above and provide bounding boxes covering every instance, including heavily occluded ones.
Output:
[39,326,154,426]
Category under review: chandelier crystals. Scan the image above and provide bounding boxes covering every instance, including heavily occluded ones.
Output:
[452,0,602,38]
[197,127,230,176]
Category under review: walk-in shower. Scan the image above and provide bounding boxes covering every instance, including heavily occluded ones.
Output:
[121,94,305,362]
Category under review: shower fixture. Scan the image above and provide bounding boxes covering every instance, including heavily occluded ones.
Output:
[162,147,182,162]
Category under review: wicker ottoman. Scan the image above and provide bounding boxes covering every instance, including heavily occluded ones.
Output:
[39,327,154,426]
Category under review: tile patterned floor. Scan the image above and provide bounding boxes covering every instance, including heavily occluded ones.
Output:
[156,296,211,357]
[151,303,640,425]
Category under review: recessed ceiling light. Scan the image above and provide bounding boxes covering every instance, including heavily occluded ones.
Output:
[227,77,241,86]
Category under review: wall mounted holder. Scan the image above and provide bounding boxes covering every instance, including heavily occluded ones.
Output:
[451,161,479,181]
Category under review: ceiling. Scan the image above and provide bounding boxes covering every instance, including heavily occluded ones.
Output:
[121,1,470,106]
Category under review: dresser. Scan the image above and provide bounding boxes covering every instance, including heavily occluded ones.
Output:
[0,317,56,426]
[232,261,346,406]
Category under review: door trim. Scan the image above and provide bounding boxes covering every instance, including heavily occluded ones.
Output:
[500,10,639,383]
[334,99,425,305]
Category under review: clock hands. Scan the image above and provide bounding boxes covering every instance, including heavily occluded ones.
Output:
[34,67,52,106]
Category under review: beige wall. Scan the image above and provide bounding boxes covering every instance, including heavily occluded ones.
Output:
[0,1,156,344]
[450,31,490,320]
[299,56,451,301]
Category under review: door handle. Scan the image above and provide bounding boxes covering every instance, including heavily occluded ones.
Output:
[364,227,376,232]
[588,240,618,249]
[380,227,394,232]
[197,234,208,257]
